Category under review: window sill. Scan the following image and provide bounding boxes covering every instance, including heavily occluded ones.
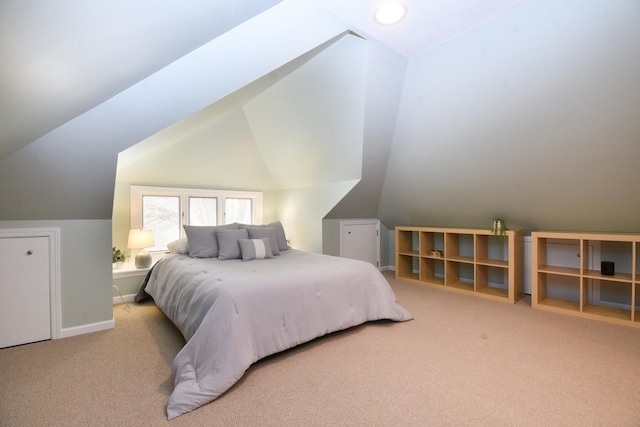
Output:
[112,262,149,279]
[112,253,165,279]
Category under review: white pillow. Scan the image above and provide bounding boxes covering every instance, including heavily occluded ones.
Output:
[167,238,189,254]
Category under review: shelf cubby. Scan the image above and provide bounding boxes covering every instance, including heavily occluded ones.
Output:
[532,231,640,328]
[476,265,509,299]
[419,231,444,255]
[396,229,419,256]
[445,232,474,263]
[445,260,474,292]
[634,283,640,324]
[475,234,508,266]
[582,280,632,322]
[535,272,581,313]
[636,242,640,281]
[396,226,523,303]
[419,257,444,285]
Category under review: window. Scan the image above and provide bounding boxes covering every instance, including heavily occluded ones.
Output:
[131,186,263,251]
[189,197,217,225]
[142,195,180,250]
[225,198,252,224]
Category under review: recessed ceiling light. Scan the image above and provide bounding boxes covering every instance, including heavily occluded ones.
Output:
[374,1,407,26]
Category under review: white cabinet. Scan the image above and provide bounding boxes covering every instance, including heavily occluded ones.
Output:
[0,236,51,348]
[322,219,380,268]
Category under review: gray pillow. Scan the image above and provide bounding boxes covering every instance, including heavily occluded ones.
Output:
[238,238,273,261]
[216,228,249,260]
[246,227,280,255]
[240,221,289,251]
[183,223,241,258]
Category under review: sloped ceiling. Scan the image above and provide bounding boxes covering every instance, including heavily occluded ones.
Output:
[0,1,351,220]
[116,33,368,191]
[0,0,533,159]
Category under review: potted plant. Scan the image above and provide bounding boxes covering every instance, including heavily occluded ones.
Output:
[491,218,507,241]
[112,246,129,268]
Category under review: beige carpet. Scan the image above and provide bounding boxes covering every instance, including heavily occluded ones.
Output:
[2,271,640,426]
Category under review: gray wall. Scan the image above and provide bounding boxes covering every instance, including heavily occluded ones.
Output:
[378,0,640,234]
[0,220,112,329]
[325,39,407,219]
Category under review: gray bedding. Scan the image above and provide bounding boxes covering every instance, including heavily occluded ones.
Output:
[141,249,413,419]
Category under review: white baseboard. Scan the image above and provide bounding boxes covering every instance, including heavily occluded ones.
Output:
[59,319,115,339]
[381,265,395,272]
[113,294,135,305]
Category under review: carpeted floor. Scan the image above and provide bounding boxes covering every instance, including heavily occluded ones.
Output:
[2,271,640,426]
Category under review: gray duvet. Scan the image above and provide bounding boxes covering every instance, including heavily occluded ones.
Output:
[141,249,413,419]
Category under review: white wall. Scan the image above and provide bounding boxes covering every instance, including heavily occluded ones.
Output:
[112,108,275,249]
[113,33,369,253]
[244,33,368,252]
[244,34,366,189]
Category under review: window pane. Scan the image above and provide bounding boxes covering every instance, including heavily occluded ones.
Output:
[142,195,180,250]
[226,198,252,224]
[189,197,217,226]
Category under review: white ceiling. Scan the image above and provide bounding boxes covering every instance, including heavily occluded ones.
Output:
[311,0,533,56]
[0,0,532,158]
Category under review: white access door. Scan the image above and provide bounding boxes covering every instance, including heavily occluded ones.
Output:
[0,236,51,348]
[341,221,379,268]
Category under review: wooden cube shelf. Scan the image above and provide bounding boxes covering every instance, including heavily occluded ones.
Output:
[395,226,524,303]
[531,231,640,328]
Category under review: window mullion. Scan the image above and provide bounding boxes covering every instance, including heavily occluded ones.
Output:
[219,196,226,225]
[181,193,188,233]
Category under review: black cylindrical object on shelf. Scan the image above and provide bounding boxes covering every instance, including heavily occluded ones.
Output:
[601,261,615,276]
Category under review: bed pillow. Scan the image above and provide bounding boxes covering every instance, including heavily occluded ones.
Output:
[167,238,189,255]
[246,227,280,255]
[216,228,249,260]
[241,221,290,251]
[265,221,290,251]
[184,223,241,258]
[238,238,274,261]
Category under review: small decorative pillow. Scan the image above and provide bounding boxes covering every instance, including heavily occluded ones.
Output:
[246,227,280,255]
[216,228,249,260]
[238,238,274,261]
[167,238,189,254]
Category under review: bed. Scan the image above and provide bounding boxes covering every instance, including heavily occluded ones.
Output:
[136,222,413,419]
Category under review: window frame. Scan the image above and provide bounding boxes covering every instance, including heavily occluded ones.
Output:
[130,185,263,251]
